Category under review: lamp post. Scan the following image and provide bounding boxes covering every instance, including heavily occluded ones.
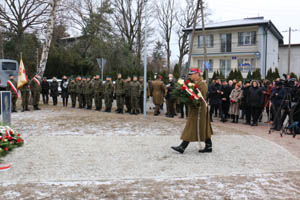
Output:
[143,0,148,118]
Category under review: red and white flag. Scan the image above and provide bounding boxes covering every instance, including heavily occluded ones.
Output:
[33,77,40,86]
[17,58,28,89]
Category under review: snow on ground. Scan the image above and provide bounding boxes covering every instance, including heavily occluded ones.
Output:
[0,104,300,199]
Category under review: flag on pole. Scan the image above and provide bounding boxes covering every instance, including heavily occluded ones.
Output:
[17,58,28,89]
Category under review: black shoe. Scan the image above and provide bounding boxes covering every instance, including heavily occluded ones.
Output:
[171,146,185,154]
[171,141,189,154]
[235,116,239,124]
[199,147,212,153]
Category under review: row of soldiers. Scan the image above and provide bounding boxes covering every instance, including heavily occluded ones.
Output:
[67,73,146,114]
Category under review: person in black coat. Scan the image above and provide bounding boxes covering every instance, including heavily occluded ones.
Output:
[208,79,223,122]
[41,77,50,104]
[270,81,285,131]
[241,81,251,123]
[61,76,69,107]
[165,74,176,118]
[247,80,264,126]
[221,80,232,122]
[50,77,59,106]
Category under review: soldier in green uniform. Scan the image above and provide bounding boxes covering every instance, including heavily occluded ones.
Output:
[85,77,94,110]
[20,82,30,112]
[124,76,132,113]
[68,78,77,108]
[115,73,125,114]
[81,77,87,108]
[29,74,41,110]
[75,76,83,108]
[6,75,18,112]
[104,76,114,112]
[130,75,140,114]
[93,75,103,111]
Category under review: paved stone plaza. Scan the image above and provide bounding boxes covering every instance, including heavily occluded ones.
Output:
[1,104,300,199]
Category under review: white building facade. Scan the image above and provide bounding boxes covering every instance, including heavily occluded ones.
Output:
[279,44,300,76]
[184,17,283,78]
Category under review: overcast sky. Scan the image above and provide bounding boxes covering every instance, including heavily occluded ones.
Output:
[170,0,300,62]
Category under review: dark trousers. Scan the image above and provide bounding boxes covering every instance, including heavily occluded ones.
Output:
[125,96,131,112]
[250,106,260,124]
[210,103,222,120]
[42,93,49,104]
[222,101,230,119]
[272,105,282,130]
[180,103,188,118]
[245,106,251,123]
[52,96,58,105]
[62,97,68,107]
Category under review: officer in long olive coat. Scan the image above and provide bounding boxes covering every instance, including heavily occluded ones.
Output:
[93,75,103,111]
[130,75,141,114]
[151,75,165,115]
[171,68,213,154]
[104,76,114,112]
[115,73,125,113]
[29,74,41,110]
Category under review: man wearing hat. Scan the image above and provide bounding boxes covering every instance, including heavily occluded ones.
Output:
[104,76,114,112]
[68,78,77,108]
[171,68,213,154]
[93,75,103,111]
[115,73,125,114]
[150,74,165,116]
[124,76,132,113]
[130,75,141,114]
[270,81,284,131]
[75,76,83,108]
[6,75,18,112]
[29,74,41,110]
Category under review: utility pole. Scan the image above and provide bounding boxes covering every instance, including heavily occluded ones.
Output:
[199,0,208,82]
[143,0,148,118]
[187,0,200,69]
[288,27,291,74]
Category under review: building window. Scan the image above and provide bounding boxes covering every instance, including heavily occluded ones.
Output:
[198,35,214,48]
[238,31,256,46]
[198,59,214,72]
[238,58,256,72]
[220,59,231,77]
[220,33,232,52]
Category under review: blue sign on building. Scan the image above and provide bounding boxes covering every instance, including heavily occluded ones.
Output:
[205,61,210,70]
[1,91,11,125]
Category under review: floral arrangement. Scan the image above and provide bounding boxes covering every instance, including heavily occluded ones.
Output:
[0,126,24,158]
[172,79,207,107]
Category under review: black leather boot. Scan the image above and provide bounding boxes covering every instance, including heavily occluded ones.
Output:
[171,141,189,154]
[199,139,212,153]
[231,115,235,123]
[235,115,239,123]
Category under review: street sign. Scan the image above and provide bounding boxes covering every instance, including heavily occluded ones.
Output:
[96,58,106,81]
[205,61,210,70]
[1,91,11,125]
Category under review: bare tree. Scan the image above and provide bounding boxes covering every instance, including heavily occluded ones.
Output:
[176,0,210,74]
[156,0,176,73]
[0,0,49,47]
[37,0,59,76]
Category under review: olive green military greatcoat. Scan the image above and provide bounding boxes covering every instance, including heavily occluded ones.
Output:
[180,80,213,142]
[29,77,41,107]
[115,79,125,111]
[124,81,132,112]
[83,80,94,109]
[68,81,77,107]
[6,79,18,111]
[104,80,114,110]
[93,79,103,110]
[20,83,30,110]
[151,79,165,105]
[75,80,83,108]
[130,80,140,113]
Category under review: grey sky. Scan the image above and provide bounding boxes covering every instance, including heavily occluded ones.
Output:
[170,0,300,62]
